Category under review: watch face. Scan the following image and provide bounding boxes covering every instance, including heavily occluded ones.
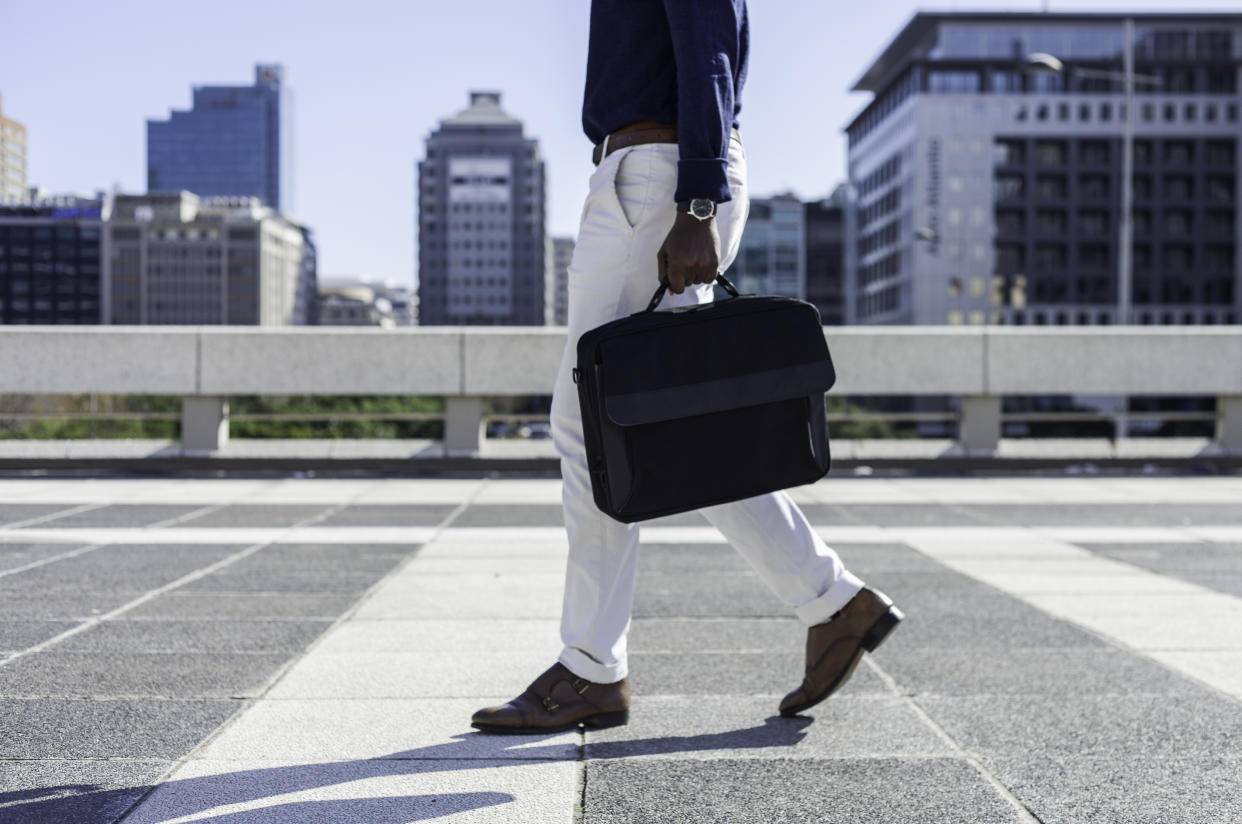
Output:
[691,199,715,219]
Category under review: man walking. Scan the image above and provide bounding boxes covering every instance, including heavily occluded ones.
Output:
[472,0,902,734]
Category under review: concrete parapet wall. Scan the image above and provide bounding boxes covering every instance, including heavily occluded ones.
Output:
[3,325,1238,397]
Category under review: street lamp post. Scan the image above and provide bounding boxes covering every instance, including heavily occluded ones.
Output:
[1025,17,1162,326]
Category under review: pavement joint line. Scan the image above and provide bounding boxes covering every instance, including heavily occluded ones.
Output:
[0,501,110,529]
[862,656,1045,824]
[0,480,381,671]
[0,541,109,583]
[114,478,492,824]
[0,495,247,583]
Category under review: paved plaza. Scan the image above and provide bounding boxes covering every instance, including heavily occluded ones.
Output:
[1,474,1241,823]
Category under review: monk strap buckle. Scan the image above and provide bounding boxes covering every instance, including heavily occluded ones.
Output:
[542,696,560,713]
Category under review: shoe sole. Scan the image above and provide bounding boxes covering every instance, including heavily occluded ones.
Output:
[471,708,629,735]
[780,604,905,718]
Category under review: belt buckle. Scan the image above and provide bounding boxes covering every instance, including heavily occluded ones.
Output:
[593,132,612,167]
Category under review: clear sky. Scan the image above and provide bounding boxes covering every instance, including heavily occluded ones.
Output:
[4,0,1240,286]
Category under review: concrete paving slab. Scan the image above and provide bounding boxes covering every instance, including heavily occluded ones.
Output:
[1036,526,1201,543]
[413,539,568,559]
[180,570,389,594]
[584,696,951,760]
[1146,651,1242,700]
[192,698,579,762]
[0,504,83,527]
[315,504,457,527]
[0,589,156,619]
[264,651,565,700]
[55,619,332,654]
[343,478,485,504]
[231,479,389,504]
[635,543,752,574]
[1,544,243,594]
[0,620,79,652]
[627,617,802,653]
[0,759,172,824]
[471,479,564,504]
[920,693,1242,759]
[969,503,1242,527]
[455,504,565,527]
[984,753,1242,824]
[122,759,577,824]
[394,555,568,576]
[879,601,1108,652]
[1083,542,1242,575]
[353,573,564,620]
[832,542,949,574]
[583,758,1025,824]
[30,504,206,528]
[830,504,1001,527]
[983,571,1207,595]
[0,541,86,573]
[1182,525,1242,543]
[0,697,239,759]
[126,592,361,620]
[175,505,333,527]
[1023,593,1242,651]
[632,573,789,618]
[312,619,560,654]
[627,651,890,697]
[433,526,573,544]
[0,652,291,698]
[879,647,1202,696]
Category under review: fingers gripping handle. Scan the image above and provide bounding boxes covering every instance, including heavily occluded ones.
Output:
[644,273,741,313]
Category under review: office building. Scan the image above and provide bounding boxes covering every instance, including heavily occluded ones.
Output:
[417,91,548,325]
[724,193,805,299]
[550,236,574,325]
[0,94,27,203]
[106,192,314,325]
[805,186,847,325]
[0,194,107,324]
[846,12,1242,326]
[147,65,294,213]
[318,276,417,327]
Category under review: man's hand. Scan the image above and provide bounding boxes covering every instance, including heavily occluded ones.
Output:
[657,211,721,294]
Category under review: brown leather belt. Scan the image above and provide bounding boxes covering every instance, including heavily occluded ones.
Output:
[592,122,678,166]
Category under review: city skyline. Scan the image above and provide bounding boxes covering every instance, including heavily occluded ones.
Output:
[5,0,1242,287]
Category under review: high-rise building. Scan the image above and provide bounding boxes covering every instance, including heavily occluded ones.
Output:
[0,194,107,324]
[0,93,28,203]
[805,186,847,325]
[417,91,548,325]
[724,193,806,299]
[550,236,574,325]
[147,65,294,213]
[106,192,313,325]
[846,12,1242,326]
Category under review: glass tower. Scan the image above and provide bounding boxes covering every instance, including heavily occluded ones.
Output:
[147,65,294,214]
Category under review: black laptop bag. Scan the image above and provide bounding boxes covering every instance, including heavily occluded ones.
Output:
[573,275,836,523]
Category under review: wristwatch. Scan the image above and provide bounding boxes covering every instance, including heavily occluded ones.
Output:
[676,198,717,221]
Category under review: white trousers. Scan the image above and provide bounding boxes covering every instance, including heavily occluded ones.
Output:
[550,132,865,684]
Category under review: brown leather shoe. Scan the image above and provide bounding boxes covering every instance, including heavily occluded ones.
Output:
[471,662,630,734]
[779,587,903,717]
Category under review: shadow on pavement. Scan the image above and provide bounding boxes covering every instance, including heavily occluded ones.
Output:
[0,716,812,823]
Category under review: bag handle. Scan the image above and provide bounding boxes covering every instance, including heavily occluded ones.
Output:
[643,273,741,313]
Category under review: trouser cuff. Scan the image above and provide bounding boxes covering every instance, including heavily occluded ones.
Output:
[794,570,866,626]
[559,648,627,685]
